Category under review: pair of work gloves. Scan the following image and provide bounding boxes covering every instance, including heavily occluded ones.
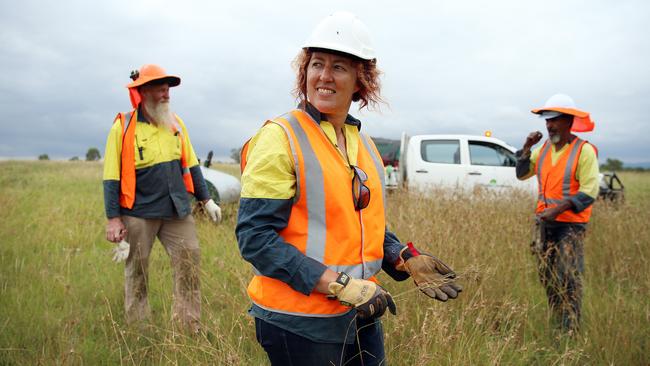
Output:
[328,242,462,319]
[111,199,222,263]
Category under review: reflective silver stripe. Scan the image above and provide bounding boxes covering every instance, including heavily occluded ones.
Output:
[269,115,301,203]
[182,166,190,174]
[562,139,584,198]
[536,142,551,192]
[536,142,551,206]
[328,259,383,280]
[538,195,564,205]
[122,112,133,134]
[360,133,386,207]
[252,301,351,318]
[285,112,328,263]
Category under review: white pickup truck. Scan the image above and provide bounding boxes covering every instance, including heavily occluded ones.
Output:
[386,133,537,193]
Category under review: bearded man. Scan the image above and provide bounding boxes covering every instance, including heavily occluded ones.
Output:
[103,64,221,332]
[516,93,598,333]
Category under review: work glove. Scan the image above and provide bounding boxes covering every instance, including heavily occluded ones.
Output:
[203,199,222,223]
[112,240,130,263]
[328,272,397,319]
[396,242,462,302]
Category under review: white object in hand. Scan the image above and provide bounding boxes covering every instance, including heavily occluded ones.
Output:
[112,240,130,262]
[204,199,222,223]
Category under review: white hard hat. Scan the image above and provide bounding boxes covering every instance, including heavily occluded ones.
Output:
[531,93,595,132]
[303,11,376,60]
[542,93,577,109]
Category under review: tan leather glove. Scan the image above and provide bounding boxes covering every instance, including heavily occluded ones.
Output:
[328,272,397,319]
[396,242,462,302]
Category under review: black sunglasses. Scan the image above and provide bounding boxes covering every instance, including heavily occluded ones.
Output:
[351,165,371,210]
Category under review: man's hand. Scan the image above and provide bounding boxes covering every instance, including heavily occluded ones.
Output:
[106,217,126,243]
[328,272,397,319]
[537,199,573,222]
[112,240,130,262]
[523,131,543,152]
[203,199,222,224]
[397,243,462,302]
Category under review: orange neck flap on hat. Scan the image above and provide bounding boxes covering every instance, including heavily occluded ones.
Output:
[571,115,595,132]
[129,88,142,109]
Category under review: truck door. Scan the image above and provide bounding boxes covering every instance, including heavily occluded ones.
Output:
[466,140,519,189]
[411,138,465,189]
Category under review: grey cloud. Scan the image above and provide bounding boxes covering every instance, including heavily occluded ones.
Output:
[1,0,649,163]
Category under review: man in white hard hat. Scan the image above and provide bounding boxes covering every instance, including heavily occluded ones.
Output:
[516,93,599,333]
[103,64,222,332]
[236,11,461,365]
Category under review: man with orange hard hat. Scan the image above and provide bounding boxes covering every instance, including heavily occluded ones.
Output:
[103,64,221,331]
[516,93,599,333]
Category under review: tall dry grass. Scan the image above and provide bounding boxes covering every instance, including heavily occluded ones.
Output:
[0,161,648,365]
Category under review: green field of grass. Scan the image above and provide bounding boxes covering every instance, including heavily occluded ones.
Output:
[1,161,648,365]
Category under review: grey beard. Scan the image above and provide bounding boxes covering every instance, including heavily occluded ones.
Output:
[550,134,561,144]
[145,101,175,130]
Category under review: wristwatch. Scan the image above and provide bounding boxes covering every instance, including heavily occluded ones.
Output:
[336,272,351,287]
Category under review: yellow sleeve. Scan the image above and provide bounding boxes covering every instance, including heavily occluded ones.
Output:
[240,123,296,199]
[576,143,600,198]
[177,117,200,167]
[103,119,123,180]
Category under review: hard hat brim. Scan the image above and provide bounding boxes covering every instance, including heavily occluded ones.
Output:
[303,43,375,61]
[126,75,181,89]
[531,107,594,132]
[531,107,589,118]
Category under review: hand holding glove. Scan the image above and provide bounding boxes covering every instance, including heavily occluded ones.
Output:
[203,199,222,223]
[112,240,130,263]
[106,217,126,243]
[396,242,462,302]
[328,272,397,319]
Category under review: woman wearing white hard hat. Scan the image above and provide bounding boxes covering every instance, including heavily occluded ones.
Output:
[516,93,599,332]
[236,11,461,365]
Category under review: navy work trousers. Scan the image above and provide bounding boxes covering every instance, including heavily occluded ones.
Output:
[255,316,386,366]
[538,222,586,331]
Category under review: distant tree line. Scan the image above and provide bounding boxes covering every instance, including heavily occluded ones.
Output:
[600,158,647,172]
[37,148,102,162]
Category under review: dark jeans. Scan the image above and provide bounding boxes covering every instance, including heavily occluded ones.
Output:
[537,223,586,331]
[255,317,386,366]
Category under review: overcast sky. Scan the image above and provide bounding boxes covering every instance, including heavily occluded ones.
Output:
[1,0,648,164]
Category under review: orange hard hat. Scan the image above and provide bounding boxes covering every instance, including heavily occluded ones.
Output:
[126,64,181,89]
[531,93,594,132]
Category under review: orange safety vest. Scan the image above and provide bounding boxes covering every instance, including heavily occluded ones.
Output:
[115,110,194,209]
[535,137,594,223]
[241,109,387,317]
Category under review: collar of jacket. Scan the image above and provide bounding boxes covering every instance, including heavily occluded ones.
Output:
[136,105,152,124]
[299,101,362,131]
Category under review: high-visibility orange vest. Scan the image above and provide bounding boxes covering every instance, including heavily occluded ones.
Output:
[535,137,594,223]
[241,109,387,317]
[115,110,194,209]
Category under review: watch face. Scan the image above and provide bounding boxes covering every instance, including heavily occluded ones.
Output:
[338,272,350,286]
